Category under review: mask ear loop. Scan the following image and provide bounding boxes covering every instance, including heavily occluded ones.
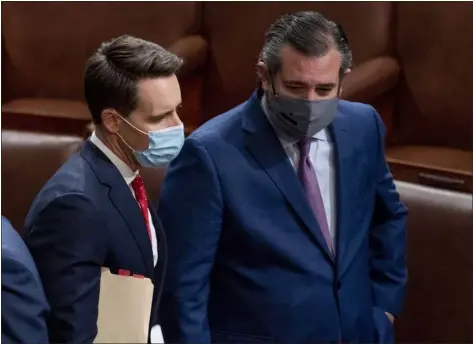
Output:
[116,132,137,153]
[268,70,278,97]
[266,70,277,113]
[116,113,148,136]
[114,113,147,153]
[267,70,299,128]
[336,80,342,96]
[265,69,277,110]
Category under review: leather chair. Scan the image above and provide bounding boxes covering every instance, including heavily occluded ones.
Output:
[2,2,208,136]
[386,3,473,193]
[1,130,84,234]
[394,181,472,342]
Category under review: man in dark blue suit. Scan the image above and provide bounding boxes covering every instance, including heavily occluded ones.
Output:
[24,35,185,343]
[2,216,49,344]
[158,12,408,344]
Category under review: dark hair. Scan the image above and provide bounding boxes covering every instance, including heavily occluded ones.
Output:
[259,11,353,79]
[84,35,183,124]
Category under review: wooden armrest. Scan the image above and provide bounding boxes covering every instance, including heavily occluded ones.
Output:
[342,56,400,103]
[168,35,208,78]
[387,145,472,193]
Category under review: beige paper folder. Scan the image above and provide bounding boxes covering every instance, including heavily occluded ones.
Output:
[94,268,154,343]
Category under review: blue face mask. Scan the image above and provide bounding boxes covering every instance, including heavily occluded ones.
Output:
[118,117,185,168]
[134,124,185,168]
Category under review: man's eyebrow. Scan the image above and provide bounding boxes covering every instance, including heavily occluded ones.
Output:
[152,102,183,118]
[283,80,337,88]
[316,83,337,88]
[283,80,308,86]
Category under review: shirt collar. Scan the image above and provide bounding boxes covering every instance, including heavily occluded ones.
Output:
[90,131,138,185]
[260,95,331,149]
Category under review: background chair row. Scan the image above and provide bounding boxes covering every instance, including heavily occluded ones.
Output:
[2,1,472,192]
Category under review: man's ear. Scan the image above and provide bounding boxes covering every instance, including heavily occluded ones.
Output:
[101,109,120,134]
[256,61,271,92]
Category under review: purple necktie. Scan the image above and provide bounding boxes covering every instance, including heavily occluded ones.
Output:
[297,139,334,255]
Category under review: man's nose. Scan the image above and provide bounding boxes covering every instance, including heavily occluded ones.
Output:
[166,112,182,128]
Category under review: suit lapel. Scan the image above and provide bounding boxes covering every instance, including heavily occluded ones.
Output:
[149,205,167,288]
[149,206,167,270]
[242,93,335,262]
[108,183,155,276]
[81,141,154,277]
[328,114,358,272]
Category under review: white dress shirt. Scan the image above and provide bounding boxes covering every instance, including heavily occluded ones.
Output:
[90,132,158,266]
[262,99,337,240]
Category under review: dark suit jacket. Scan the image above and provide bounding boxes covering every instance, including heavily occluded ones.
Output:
[158,92,408,343]
[24,140,167,343]
[2,216,49,344]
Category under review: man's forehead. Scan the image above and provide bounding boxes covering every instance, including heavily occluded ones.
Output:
[279,45,341,84]
[136,76,181,113]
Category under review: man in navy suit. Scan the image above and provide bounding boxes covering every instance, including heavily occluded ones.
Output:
[158,12,408,344]
[2,216,49,344]
[24,35,185,343]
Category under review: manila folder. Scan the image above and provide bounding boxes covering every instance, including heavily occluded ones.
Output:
[94,268,154,343]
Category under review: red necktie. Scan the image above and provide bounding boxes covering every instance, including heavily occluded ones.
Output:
[131,175,152,242]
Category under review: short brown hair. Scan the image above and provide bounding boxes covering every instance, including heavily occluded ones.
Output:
[260,12,352,76]
[84,35,183,124]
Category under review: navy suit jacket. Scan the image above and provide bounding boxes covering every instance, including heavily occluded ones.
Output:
[2,216,49,344]
[158,93,408,343]
[24,140,167,343]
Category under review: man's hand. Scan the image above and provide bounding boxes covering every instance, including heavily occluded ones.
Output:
[385,312,394,324]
